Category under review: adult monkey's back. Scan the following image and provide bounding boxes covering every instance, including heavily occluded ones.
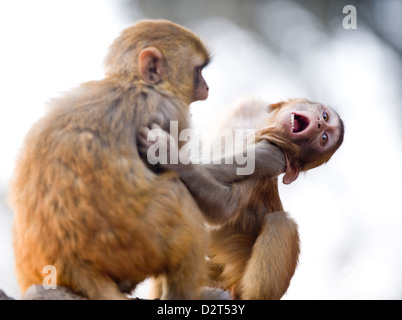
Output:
[10,20,211,300]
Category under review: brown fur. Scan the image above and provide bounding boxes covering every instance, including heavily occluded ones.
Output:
[10,19,210,300]
[204,98,343,299]
[141,97,343,300]
[207,178,299,300]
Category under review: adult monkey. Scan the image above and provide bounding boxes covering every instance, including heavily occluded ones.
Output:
[139,97,344,299]
[10,20,211,300]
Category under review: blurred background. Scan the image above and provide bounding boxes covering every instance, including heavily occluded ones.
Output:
[1,0,401,299]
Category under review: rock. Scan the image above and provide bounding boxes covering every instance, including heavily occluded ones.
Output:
[201,287,231,300]
[0,289,14,300]
[18,284,230,300]
[22,285,87,300]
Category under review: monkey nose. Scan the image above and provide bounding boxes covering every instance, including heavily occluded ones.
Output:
[315,119,327,131]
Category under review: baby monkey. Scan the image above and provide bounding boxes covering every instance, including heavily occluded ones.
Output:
[139,98,344,299]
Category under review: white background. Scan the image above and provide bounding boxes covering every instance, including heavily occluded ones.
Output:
[1,0,401,299]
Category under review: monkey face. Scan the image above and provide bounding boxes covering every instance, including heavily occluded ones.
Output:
[105,19,211,105]
[173,49,210,103]
[192,65,209,102]
[275,100,343,156]
[260,99,344,183]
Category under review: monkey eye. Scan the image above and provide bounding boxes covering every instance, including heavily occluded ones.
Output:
[323,111,329,121]
[322,133,328,145]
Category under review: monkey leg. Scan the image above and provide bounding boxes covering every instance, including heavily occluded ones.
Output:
[240,212,300,300]
[161,243,207,300]
[61,265,130,300]
[150,273,207,300]
[75,278,129,300]
[148,276,163,299]
[143,179,208,300]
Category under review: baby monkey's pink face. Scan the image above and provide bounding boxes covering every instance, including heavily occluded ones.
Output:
[275,100,343,157]
[264,99,344,184]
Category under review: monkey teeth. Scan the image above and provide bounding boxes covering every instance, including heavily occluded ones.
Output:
[290,113,309,133]
[291,114,295,132]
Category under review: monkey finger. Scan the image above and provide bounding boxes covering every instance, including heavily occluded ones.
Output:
[138,126,151,136]
[150,123,163,131]
[150,123,160,129]
[138,129,149,142]
[147,113,165,128]
[148,126,171,146]
[137,128,156,152]
[137,134,150,147]
[139,137,155,151]
[144,127,160,141]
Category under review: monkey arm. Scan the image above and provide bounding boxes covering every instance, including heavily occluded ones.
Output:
[173,142,286,224]
[138,126,286,224]
[137,125,248,223]
[165,161,253,224]
[137,124,286,185]
[200,140,286,184]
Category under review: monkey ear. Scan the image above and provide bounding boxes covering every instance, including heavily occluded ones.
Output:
[138,47,165,84]
[268,102,285,112]
[282,154,300,185]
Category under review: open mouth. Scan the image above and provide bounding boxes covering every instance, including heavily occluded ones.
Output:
[291,113,310,133]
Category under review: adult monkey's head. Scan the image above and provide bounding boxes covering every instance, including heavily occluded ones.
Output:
[105,19,211,105]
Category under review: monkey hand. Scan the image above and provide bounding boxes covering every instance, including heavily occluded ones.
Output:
[138,124,185,169]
